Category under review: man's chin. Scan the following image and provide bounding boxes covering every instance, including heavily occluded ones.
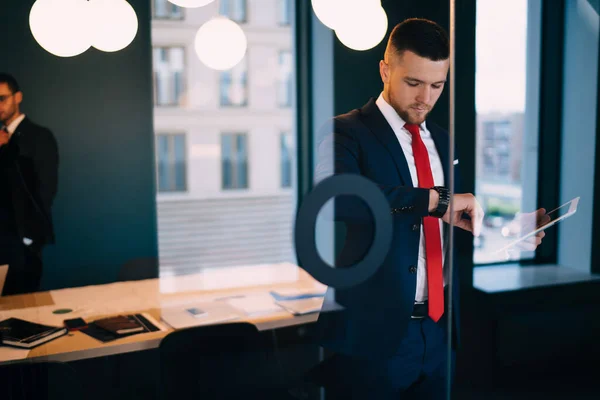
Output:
[406,116,427,125]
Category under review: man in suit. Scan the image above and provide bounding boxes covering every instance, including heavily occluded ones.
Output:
[0,73,59,296]
[310,19,547,399]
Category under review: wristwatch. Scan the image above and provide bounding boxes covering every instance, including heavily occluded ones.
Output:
[429,186,450,218]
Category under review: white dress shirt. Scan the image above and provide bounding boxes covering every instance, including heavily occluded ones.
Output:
[375,93,445,302]
[5,113,26,138]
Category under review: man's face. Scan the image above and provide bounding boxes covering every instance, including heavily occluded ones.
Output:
[0,83,22,125]
[379,50,449,125]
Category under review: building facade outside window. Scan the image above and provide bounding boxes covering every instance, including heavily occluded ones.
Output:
[156,134,187,192]
[153,47,185,107]
[222,133,249,190]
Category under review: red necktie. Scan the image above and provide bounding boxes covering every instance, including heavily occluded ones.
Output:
[404,123,444,322]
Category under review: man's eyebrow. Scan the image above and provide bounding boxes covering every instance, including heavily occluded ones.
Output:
[404,77,447,85]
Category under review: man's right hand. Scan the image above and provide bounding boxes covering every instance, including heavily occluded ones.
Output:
[0,129,9,147]
[430,190,484,237]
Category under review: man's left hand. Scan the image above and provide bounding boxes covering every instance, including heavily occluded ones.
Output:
[502,208,551,251]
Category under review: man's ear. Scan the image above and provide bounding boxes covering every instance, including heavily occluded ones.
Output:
[14,91,23,106]
[379,60,390,84]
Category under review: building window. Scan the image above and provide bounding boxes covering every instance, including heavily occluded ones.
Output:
[222,133,248,189]
[220,57,248,107]
[153,47,185,106]
[277,51,293,107]
[219,0,247,23]
[280,133,293,188]
[153,0,183,20]
[475,0,538,264]
[278,0,292,25]
[156,134,187,192]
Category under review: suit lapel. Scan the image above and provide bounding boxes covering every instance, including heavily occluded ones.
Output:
[359,98,414,186]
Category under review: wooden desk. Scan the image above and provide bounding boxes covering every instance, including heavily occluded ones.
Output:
[0,262,328,365]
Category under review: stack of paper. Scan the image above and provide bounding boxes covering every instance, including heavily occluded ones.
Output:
[225,293,286,316]
[275,297,325,315]
[160,302,241,329]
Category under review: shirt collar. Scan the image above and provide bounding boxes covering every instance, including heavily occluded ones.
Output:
[5,114,26,137]
[375,93,428,136]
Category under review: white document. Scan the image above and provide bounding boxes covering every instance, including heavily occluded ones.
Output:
[0,346,30,362]
[226,293,287,316]
[160,302,241,329]
[0,265,7,296]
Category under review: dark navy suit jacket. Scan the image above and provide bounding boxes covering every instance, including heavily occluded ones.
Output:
[312,98,461,360]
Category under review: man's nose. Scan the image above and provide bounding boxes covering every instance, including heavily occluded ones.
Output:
[416,86,432,104]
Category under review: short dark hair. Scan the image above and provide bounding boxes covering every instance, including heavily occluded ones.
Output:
[387,18,449,61]
[0,73,21,94]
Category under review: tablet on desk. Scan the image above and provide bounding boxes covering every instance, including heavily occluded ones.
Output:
[494,196,580,254]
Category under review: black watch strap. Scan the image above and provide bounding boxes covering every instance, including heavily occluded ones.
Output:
[429,186,450,218]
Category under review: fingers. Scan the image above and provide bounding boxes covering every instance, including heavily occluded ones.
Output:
[453,216,473,233]
[517,241,538,252]
[474,198,484,237]
[536,208,551,227]
[516,233,544,251]
[448,194,484,236]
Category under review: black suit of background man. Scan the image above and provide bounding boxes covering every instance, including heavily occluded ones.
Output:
[0,72,58,296]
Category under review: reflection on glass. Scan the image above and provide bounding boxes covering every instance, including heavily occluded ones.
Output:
[219,0,247,23]
[475,0,532,264]
[157,134,187,192]
[220,57,248,107]
[153,0,183,20]
[153,47,185,106]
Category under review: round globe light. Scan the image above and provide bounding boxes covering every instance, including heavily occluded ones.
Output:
[194,17,247,71]
[89,0,138,52]
[168,0,215,8]
[311,0,345,30]
[335,4,388,51]
[29,0,92,57]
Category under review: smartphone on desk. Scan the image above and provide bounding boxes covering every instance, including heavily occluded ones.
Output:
[186,308,208,318]
[64,318,88,331]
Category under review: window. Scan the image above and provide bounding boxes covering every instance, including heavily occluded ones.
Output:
[151,0,297,274]
[153,0,183,20]
[281,133,293,188]
[153,47,185,106]
[219,0,247,23]
[220,57,248,106]
[156,134,187,192]
[278,0,292,25]
[277,51,293,107]
[475,0,536,264]
[222,133,248,189]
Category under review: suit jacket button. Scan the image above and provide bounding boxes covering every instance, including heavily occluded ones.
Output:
[412,224,419,231]
[409,265,417,274]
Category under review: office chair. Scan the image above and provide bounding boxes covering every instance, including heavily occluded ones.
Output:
[117,256,158,282]
[158,322,310,399]
[0,360,83,400]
